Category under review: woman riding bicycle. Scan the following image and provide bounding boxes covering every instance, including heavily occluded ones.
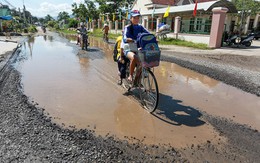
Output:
[123,10,149,83]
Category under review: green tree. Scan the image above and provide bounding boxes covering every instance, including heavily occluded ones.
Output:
[72,1,99,22]
[68,18,79,28]
[57,11,70,22]
[47,20,56,28]
[32,16,39,24]
[72,3,88,22]
[45,14,54,22]
[232,0,260,33]
[94,0,135,20]
[85,0,99,20]
[38,18,45,24]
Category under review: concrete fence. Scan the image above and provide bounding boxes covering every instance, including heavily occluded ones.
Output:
[88,7,228,48]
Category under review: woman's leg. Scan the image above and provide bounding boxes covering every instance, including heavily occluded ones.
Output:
[127,52,136,82]
[77,35,80,45]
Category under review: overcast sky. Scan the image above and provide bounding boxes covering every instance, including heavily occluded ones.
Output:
[2,0,86,17]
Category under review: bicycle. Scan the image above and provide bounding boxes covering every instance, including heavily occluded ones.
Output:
[103,33,109,42]
[122,45,160,113]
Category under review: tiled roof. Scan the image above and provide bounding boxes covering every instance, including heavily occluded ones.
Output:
[151,0,177,6]
[151,0,217,6]
[197,0,216,3]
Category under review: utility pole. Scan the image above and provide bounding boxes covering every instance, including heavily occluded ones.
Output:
[3,0,16,9]
[23,3,27,27]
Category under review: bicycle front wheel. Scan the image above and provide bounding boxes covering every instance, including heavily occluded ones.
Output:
[161,34,167,40]
[139,68,159,113]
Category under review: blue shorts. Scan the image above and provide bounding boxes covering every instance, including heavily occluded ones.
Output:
[123,49,130,57]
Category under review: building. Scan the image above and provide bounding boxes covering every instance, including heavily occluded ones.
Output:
[0,3,11,32]
[131,0,259,45]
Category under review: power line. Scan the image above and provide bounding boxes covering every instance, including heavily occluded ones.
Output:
[2,0,16,9]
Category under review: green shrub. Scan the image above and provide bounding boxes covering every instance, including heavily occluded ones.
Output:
[48,21,56,28]
[68,18,78,28]
[15,24,22,33]
[54,24,60,30]
[23,28,28,33]
[28,25,37,33]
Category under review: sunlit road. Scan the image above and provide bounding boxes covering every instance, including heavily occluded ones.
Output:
[15,33,260,148]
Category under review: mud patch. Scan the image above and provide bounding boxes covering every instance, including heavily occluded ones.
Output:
[161,53,260,96]
[0,63,186,162]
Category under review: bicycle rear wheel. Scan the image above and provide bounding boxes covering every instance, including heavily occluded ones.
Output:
[122,62,131,91]
[106,34,109,42]
[139,68,159,113]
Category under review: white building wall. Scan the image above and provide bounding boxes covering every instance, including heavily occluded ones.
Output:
[224,15,231,32]
[167,33,210,45]
[131,0,151,13]
[253,14,259,29]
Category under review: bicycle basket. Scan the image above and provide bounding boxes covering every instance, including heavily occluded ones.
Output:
[137,33,161,68]
[139,49,161,68]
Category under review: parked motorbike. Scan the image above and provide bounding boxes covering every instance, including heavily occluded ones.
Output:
[248,31,260,40]
[225,33,254,47]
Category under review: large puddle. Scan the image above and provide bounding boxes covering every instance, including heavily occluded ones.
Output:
[16,34,260,148]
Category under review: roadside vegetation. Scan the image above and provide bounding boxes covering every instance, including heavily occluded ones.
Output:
[159,38,210,49]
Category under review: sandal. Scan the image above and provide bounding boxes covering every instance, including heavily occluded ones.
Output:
[117,79,122,85]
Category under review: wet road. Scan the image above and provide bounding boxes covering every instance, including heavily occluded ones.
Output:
[15,34,260,148]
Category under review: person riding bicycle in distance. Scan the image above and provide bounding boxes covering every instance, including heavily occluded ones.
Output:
[123,10,149,82]
[102,23,109,40]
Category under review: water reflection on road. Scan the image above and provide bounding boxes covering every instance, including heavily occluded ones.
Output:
[16,34,260,148]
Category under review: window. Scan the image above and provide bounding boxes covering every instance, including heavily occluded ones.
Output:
[248,19,254,30]
[196,18,202,31]
[189,18,195,32]
[230,20,235,32]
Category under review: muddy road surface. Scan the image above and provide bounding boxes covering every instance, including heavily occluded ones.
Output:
[0,32,259,162]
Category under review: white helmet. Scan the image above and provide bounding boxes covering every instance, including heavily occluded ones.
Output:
[80,22,84,26]
[104,24,108,27]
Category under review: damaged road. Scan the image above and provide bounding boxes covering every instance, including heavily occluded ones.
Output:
[0,34,260,162]
[0,42,184,162]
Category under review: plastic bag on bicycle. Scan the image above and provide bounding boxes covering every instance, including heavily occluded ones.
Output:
[124,42,138,53]
[137,33,161,68]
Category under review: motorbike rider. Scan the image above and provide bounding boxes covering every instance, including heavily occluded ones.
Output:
[77,22,88,45]
[123,10,149,82]
[41,25,46,33]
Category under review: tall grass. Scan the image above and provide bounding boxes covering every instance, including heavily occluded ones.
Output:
[159,38,210,49]
[91,29,120,40]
